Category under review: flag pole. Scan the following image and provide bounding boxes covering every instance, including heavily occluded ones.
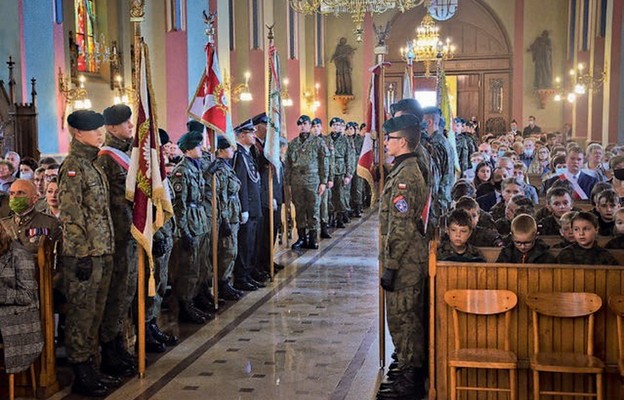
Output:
[130,0,146,379]
[267,25,276,281]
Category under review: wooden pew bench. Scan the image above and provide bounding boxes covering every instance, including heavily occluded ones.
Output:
[477,246,624,264]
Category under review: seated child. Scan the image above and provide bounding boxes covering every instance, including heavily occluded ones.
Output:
[489,178,525,222]
[539,187,574,235]
[535,180,576,221]
[605,208,624,249]
[552,211,577,248]
[437,209,486,262]
[557,211,619,265]
[495,195,534,236]
[447,180,496,230]
[593,189,621,236]
[496,214,556,263]
[454,196,503,247]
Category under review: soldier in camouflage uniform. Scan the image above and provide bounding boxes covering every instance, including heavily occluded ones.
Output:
[95,105,138,376]
[328,117,355,228]
[346,121,364,217]
[285,115,329,250]
[315,118,334,239]
[170,130,212,324]
[455,118,477,173]
[377,115,429,399]
[423,108,455,214]
[58,110,118,396]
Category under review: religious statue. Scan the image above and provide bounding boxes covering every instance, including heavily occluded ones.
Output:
[330,37,356,96]
[528,30,553,89]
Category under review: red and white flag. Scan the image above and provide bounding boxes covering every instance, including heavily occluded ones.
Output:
[266,41,283,180]
[126,41,174,295]
[187,41,235,147]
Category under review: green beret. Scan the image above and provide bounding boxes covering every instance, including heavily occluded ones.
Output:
[158,128,170,145]
[330,117,344,126]
[187,120,204,132]
[178,130,204,152]
[103,104,132,125]
[346,121,358,129]
[383,114,421,134]
[216,135,231,150]
[67,110,105,131]
[311,118,322,126]
[297,115,311,125]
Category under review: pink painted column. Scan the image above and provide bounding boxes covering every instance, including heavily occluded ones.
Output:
[608,3,622,143]
[165,30,188,141]
[314,66,327,124]
[53,22,69,153]
[512,0,524,121]
[574,51,590,141]
[286,58,300,140]
[248,49,265,118]
[361,13,375,119]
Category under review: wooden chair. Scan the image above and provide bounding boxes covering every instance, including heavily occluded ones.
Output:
[608,295,624,385]
[0,344,37,400]
[526,292,604,399]
[444,289,518,400]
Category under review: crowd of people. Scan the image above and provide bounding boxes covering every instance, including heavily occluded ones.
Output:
[375,99,623,399]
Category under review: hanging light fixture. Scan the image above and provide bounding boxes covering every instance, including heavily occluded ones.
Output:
[289,0,425,42]
[412,12,455,77]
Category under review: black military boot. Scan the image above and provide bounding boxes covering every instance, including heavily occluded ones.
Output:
[100,340,136,377]
[72,361,111,397]
[219,280,242,301]
[145,322,166,353]
[90,357,122,388]
[304,230,319,249]
[328,213,336,228]
[148,318,179,346]
[320,223,332,239]
[353,206,362,218]
[335,213,346,228]
[343,211,351,223]
[115,335,138,369]
[179,301,208,324]
[291,229,307,250]
[377,368,425,400]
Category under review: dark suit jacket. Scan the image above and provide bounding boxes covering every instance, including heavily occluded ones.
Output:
[543,171,598,198]
[476,191,500,212]
[252,138,284,209]
[233,144,262,218]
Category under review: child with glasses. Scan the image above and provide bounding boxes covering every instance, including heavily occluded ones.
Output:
[496,214,555,263]
[557,211,619,265]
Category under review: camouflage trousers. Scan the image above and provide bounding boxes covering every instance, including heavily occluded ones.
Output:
[101,238,138,343]
[350,174,364,209]
[171,232,207,302]
[386,280,428,370]
[146,233,174,322]
[320,187,333,224]
[197,228,213,293]
[217,222,239,281]
[63,255,113,364]
[331,175,350,213]
[292,183,321,230]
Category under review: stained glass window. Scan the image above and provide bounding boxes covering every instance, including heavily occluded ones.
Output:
[75,0,97,72]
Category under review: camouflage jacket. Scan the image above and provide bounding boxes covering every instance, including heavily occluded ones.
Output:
[538,215,560,236]
[321,134,335,181]
[379,153,428,290]
[557,243,619,265]
[94,132,133,242]
[347,134,363,173]
[171,157,209,238]
[437,239,485,262]
[209,157,241,225]
[469,225,503,247]
[285,133,329,187]
[430,130,455,208]
[154,179,176,242]
[58,139,114,257]
[330,132,355,177]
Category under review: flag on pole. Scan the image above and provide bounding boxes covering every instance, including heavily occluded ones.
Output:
[439,70,460,174]
[402,65,413,99]
[126,41,174,296]
[266,40,283,180]
[187,41,235,147]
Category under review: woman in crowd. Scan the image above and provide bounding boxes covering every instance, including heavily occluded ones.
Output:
[583,143,607,182]
[472,161,491,189]
[528,146,550,177]
[609,154,624,200]
[514,161,539,203]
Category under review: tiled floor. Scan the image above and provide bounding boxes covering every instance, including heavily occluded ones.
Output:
[47,210,392,400]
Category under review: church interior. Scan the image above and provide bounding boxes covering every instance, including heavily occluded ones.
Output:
[0,0,624,399]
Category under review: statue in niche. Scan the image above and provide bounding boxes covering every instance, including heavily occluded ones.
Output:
[528,30,553,89]
[330,37,356,95]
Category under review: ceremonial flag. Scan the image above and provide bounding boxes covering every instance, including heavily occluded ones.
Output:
[266,41,283,180]
[187,41,235,147]
[126,41,174,295]
[440,70,460,174]
[402,66,413,99]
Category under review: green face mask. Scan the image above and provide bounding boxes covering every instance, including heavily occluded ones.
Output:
[9,196,31,214]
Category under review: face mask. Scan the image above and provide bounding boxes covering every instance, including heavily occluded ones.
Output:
[20,172,33,180]
[9,196,31,214]
[482,154,491,162]
[471,162,479,171]
[555,167,567,175]
[524,149,534,157]
[614,168,624,181]
[602,162,610,171]
[498,150,506,157]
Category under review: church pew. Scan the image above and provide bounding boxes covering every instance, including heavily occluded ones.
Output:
[539,235,612,248]
[430,250,624,399]
[477,246,624,264]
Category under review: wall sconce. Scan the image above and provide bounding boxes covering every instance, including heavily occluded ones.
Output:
[113,74,137,105]
[552,63,607,104]
[58,68,92,109]
[230,71,253,103]
[282,78,293,107]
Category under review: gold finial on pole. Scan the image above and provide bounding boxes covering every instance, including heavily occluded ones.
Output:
[203,10,216,43]
[129,0,145,22]
[266,24,275,41]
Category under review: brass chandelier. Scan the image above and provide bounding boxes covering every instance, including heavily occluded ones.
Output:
[289,0,425,41]
[412,12,455,77]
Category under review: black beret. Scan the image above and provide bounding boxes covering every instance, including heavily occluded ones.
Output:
[67,110,105,131]
[390,98,423,120]
[177,130,204,152]
[234,119,255,133]
[329,117,344,126]
[103,104,132,125]
[311,118,322,126]
[187,120,204,133]
[383,114,421,134]
[422,106,441,116]
[454,117,465,124]
[216,135,231,150]
[346,121,358,129]
[251,112,268,125]
[158,128,170,145]
[296,115,311,125]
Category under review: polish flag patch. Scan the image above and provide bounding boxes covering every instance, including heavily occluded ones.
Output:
[398,183,407,190]
[67,171,76,177]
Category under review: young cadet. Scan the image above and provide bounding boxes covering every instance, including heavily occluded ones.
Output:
[593,189,620,236]
[495,194,534,236]
[454,196,503,247]
[552,210,577,248]
[437,209,485,262]
[497,214,556,263]
[557,211,619,265]
[605,208,624,249]
[489,177,524,222]
[539,187,574,235]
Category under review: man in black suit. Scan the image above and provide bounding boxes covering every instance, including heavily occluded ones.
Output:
[522,115,542,138]
[251,112,285,281]
[543,146,597,199]
[232,120,265,291]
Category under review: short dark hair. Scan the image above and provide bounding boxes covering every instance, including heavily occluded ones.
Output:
[451,180,476,200]
[596,189,620,206]
[589,182,613,205]
[39,156,57,166]
[572,211,598,229]
[455,196,479,211]
[398,125,422,151]
[447,209,473,230]
[46,163,60,171]
[390,99,423,121]
[546,186,572,203]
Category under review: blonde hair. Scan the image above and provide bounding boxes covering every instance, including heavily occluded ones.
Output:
[559,211,578,228]
[511,214,537,236]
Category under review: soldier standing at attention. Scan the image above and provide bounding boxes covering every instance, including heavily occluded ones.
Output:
[315,118,334,239]
[170,130,212,324]
[346,121,364,218]
[329,117,355,229]
[58,110,117,397]
[377,114,428,400]
[95,104,138,377]
[423,107,455,215]
[285,115,329,250]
